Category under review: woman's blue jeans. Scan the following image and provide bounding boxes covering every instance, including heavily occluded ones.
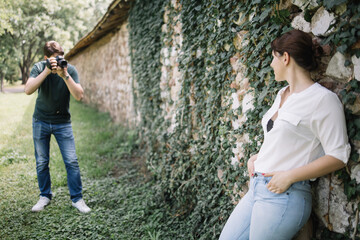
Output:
[219,173,312,240]
[32,118,83,203]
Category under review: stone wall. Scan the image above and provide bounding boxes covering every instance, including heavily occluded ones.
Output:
[69,22,136,127]
[68,0,359,237]
[160,0,360,237]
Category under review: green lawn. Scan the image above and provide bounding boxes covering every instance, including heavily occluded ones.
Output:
[0,92,181,240]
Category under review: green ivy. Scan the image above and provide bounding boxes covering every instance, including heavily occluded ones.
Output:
[129,0,360,238]
[128,0,168,169]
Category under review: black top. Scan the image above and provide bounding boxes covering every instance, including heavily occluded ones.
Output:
[267,119,274,132]
[29,61,80,124]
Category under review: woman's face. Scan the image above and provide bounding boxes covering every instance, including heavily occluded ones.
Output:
[270,51,286,82]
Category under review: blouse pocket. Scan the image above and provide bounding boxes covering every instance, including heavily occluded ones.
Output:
[277,111,301,126]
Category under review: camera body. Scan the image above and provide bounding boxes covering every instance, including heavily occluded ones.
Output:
[56,56,68,68]
[46,55,68,70]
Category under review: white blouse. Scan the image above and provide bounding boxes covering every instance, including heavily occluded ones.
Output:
[254,83,351,173]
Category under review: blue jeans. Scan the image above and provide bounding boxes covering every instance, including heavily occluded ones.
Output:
[32,118,83,202]
[219,173,312,240]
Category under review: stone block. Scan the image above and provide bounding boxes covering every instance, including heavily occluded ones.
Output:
[335,3,347,16]
[325,52,352,81]
[292,0,318,10]
[233,31,249,51]
[291,12,311,33]
[279,0,292,10]
[235,73,250,91]
[233,12,247,26]
[352,55,360,81]
[231,92,241,110]
[346,95,360,115]
[217,168,224,183]
[230,53,246,73]
[350,164,360,184]
[352,40,360,50]
[242,92,255,114]
[313,175,354,234]
[311,7,336,36]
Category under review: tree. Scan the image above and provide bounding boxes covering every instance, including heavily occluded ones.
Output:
[0,0,16,35]
[0,0,18,91]
[0,35,19,92]
[1,0,113,85]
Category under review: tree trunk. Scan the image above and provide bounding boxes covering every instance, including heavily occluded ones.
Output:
[20,63,27,84]
[0,73,4,92]
[20,40,38,84]
[21,61,32,84]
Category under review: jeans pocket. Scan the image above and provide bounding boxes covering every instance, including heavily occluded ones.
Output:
[256,182,290,205]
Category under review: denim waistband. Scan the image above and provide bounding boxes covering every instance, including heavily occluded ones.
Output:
[252,171,310,185]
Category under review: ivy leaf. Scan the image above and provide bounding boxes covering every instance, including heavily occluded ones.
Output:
[259,8,272,23]
[304,9,312,22]
[337,44,348,54]
[354,118,360,130]
[323,0,347,9]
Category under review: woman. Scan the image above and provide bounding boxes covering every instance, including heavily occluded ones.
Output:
[219,29,351,240]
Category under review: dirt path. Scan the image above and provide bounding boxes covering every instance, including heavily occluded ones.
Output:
[2,85,25,93]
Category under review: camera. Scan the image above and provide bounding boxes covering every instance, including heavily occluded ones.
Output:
[56,56,68,68]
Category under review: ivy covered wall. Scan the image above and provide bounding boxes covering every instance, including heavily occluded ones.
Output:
[127,0,360,239]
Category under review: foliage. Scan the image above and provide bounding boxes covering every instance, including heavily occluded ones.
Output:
[128,0,167,177]
[129,0,360,239]
[0,0,17,35]
[321,0,360,202]
[0,0,112,84]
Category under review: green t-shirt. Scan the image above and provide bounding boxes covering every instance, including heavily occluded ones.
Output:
[29,61,80,124]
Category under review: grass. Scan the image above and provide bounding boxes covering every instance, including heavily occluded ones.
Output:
[0,91,192,240]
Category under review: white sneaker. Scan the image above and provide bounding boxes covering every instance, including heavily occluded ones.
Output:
[31,196,51,212]
[72,199,91,213]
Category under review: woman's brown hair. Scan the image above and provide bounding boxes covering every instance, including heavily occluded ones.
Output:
[271,29,322,71]
[44,41,64,57]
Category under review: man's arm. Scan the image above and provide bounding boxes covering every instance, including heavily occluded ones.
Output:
[25,67,51,95]
[60,71,84,101]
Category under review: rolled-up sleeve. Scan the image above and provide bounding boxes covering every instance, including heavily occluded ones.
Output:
[310,92,351,164]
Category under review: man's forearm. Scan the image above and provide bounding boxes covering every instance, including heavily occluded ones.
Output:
[25,68,51,95]
[62,75,84,101]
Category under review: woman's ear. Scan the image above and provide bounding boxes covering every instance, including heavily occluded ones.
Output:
[283,52,290,66]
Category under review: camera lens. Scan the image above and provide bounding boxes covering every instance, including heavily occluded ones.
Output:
[56,56,68,68]
[59,60,67,68]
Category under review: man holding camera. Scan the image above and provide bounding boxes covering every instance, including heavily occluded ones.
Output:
[25,41,90,213]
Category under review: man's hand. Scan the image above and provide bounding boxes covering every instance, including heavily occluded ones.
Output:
[47,56,68,79]
[56,66,68,80]
[47,57,58,74]
[263,171,293,194]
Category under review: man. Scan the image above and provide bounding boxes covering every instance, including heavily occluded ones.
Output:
[25,41,90,213]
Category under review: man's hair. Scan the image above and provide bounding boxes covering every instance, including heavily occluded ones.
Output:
[44,41,64,57]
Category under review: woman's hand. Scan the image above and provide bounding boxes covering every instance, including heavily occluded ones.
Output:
[263,171,293,194]
[247,154,257,178]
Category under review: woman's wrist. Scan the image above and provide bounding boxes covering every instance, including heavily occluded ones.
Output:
[249,154,258,162]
